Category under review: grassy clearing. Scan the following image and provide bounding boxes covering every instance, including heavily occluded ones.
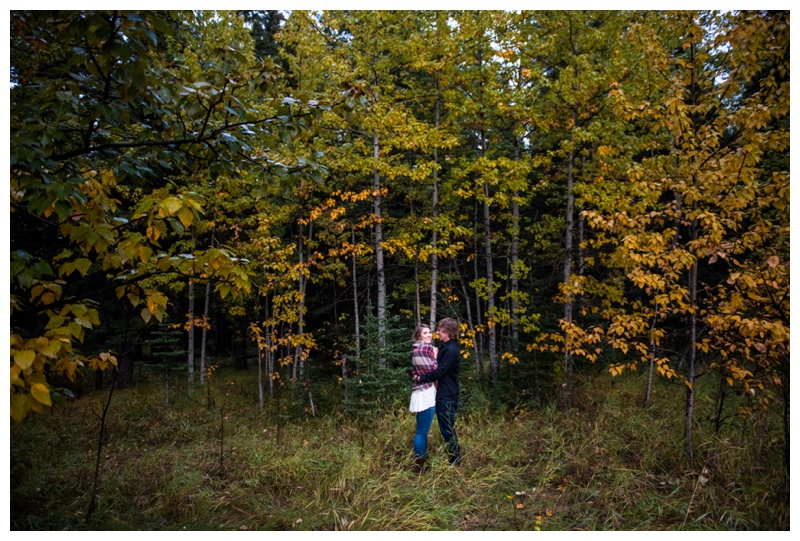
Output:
[10,368,788,530]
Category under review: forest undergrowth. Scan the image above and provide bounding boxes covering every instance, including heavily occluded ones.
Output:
[10,368,788,531]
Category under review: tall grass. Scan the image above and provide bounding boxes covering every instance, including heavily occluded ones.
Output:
[10,367,788,530]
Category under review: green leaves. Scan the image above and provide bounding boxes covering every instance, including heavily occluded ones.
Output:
[10,11,294,420]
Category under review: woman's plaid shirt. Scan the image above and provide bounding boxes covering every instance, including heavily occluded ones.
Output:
[411,341,437,393]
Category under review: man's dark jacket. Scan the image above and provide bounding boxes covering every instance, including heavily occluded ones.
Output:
[418,338,460,402]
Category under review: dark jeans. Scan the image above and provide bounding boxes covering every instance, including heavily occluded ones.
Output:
[435,398,461,465]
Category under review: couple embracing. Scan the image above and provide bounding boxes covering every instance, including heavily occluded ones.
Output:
[409,318,462,472]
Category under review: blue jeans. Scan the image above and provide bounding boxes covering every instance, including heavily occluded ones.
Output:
[413,406,435,459]
[436,399,461,465]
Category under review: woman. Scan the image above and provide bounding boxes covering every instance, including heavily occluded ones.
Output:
[410,324,438,473]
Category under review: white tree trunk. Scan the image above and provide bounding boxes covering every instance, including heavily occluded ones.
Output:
[374,133,387,368]
[429,87,440,329]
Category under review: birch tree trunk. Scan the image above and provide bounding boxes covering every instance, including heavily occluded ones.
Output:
[266,293,274,400]
[456,261,481,377]
[483,178,497,385]
[257,341,263,411]
[341,353,348,403]
[561,30,581,412]
[562,113,577,413]
[414,246,421,325]
[429,85,440,329]
[510,137,521,352]
[200,227,215,384]
[473,200,484,364]
[645,302,661,404]
[200,279,211,384]
[683,38,701,466]
[683,148,700,464]
[686,243,698,466]
[187,278,195,393]
[351,223,361,360]
[373,133,387,368]
[294,220,308,384]
[185,186,197,394]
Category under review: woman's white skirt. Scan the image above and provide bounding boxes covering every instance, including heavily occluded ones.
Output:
[409,384,436,413]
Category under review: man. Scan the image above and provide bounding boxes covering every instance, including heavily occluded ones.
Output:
[413,317,462,466]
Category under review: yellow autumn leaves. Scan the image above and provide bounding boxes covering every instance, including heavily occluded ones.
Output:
[11,329,117,422]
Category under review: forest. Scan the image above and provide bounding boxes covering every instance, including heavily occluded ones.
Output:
[9,10,790,530]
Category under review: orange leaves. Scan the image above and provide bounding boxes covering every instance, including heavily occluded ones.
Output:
[655,359,679,380]
[706,251,789,398]
[328,241,371,260]
[608,314,647,338]
[176,314,212,332]
[507,488,557,531]
[299,196,344,226]
[608,364,627,377]
[203,363,219,383]
[628,268,667,295]
[539,320,605,363]
[248,322,266,350]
